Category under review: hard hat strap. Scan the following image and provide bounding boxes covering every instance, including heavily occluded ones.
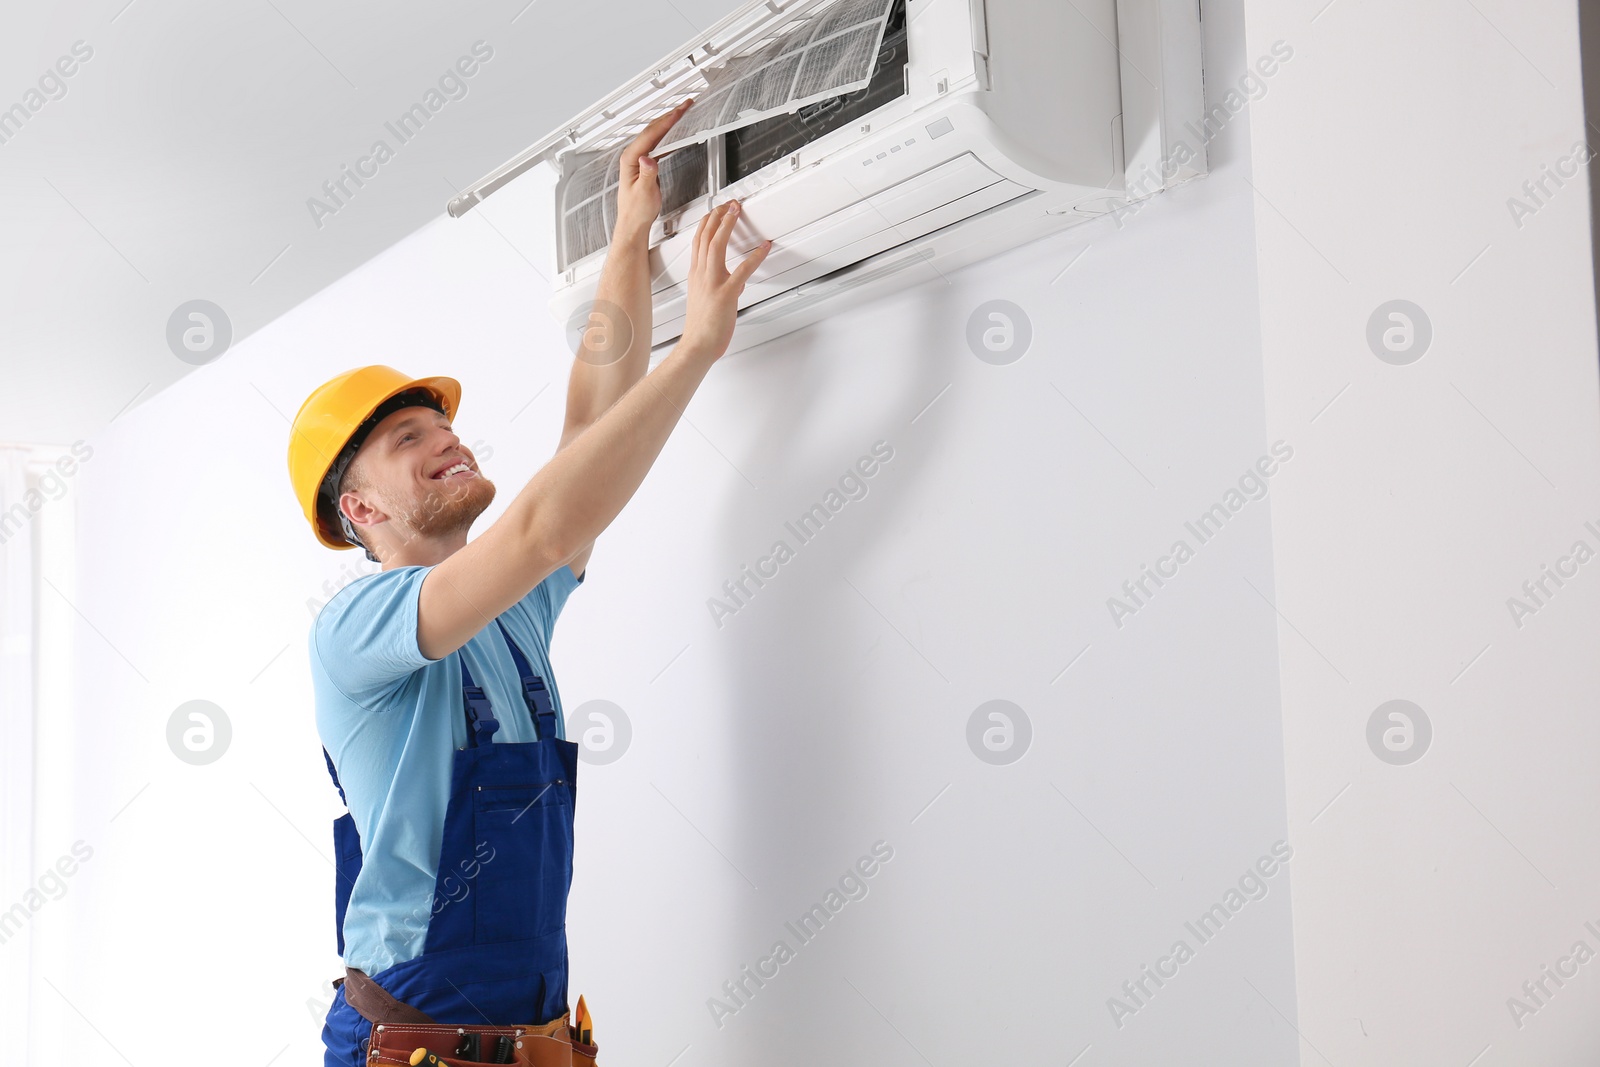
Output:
[338,509,382,563]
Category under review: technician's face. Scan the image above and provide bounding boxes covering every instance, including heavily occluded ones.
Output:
[358,405,495,542]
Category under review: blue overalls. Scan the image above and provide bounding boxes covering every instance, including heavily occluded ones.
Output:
[320,619,579,1066]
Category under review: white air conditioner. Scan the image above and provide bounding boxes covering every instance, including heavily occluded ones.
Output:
[447,0,1206,356]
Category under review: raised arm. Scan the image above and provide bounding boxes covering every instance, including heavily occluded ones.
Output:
[415,199,771,660]
[559,99,694,581]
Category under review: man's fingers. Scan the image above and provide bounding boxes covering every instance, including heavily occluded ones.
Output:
[622,98,694,168]
[647,98,693,139]
[693,204,713,261]
[731,240,773,286]
[709,200,740,268]
[691,207,713,270]
[697,202,727,266]
[693,203,724,269]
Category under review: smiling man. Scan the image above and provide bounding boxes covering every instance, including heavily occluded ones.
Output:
[287,99,771,1066]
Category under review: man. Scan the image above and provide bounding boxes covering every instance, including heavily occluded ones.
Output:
[287,100,772,1066]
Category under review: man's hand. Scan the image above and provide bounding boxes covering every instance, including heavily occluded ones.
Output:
[680,199,772,359]
[613,98,694,241]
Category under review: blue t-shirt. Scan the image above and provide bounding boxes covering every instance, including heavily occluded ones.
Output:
[310,561,584,975]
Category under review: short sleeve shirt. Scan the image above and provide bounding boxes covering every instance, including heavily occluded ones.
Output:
[310,562,584,975]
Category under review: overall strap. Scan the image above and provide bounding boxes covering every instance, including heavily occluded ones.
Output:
[459,653,501,746]
[457,621,557,745]
[322,746,347,805]
[495,619,560,741]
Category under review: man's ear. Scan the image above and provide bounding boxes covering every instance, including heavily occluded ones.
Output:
[340,489,386,531]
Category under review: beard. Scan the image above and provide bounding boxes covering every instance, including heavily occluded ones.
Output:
[401,472,497,541]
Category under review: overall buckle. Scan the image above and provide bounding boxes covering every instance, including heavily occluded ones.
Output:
[462,683,500,745]
[522,675,559,740]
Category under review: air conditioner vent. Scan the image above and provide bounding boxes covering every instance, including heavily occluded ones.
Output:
[737,245,937,325]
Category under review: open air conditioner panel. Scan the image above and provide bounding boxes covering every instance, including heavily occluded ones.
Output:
[557,0,908,273]
[655,0,901,155]
[726,0,909,182]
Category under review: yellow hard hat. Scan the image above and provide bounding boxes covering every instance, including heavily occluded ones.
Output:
[288,365,461,550]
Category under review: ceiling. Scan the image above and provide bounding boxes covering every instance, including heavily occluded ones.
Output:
[0,0,734,445]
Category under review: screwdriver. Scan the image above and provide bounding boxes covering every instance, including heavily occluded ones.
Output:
[409,1051,450,1066]
[574,994,593,1045]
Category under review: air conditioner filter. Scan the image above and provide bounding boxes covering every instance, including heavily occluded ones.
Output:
[656,0,898,154]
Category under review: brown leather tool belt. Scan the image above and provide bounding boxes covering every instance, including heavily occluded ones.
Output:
[336,968,600,1067]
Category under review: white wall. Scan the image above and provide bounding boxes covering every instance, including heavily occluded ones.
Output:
[22,0,1599,1065]
[1245,0,1600,1064]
